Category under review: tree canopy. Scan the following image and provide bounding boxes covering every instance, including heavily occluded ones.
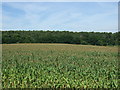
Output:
[2,30,119,46]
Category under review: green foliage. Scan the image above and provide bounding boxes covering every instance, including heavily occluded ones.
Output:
[2,31,119,46]
[2,44,119,88]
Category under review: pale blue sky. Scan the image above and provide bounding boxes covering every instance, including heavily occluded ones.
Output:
[2,2,118,32]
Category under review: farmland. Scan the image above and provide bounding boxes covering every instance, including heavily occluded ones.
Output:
[2,44,118,88]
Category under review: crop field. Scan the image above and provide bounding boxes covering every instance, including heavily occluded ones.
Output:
[2,44,119,88]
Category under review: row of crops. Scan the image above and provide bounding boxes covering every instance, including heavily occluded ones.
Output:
[2,44,119,88]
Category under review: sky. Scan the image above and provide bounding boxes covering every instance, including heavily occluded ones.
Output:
[2,2,118,32]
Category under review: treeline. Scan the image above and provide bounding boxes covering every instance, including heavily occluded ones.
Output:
[2,30,119,46]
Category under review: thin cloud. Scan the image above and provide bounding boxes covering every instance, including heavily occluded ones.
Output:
[2,2,118,32]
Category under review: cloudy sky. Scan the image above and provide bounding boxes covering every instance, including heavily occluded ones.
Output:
[2,2,118,32]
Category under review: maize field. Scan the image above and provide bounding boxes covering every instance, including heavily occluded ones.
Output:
[2,44,119,88]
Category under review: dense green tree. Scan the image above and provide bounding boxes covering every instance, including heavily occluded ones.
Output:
[2,30,119,46]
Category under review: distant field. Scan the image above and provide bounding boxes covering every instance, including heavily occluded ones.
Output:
[2,44,118,88]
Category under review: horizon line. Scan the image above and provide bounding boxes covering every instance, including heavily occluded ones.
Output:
[1,29,118,33]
